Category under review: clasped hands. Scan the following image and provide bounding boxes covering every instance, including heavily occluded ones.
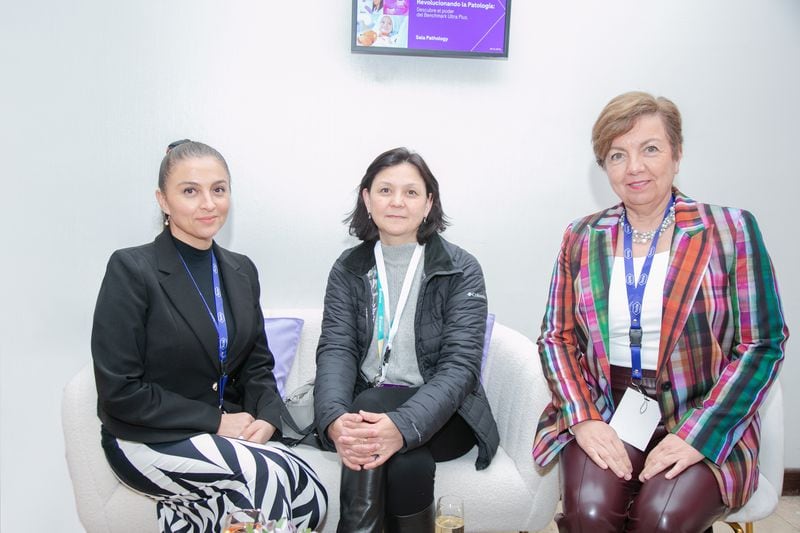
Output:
[217,412,276,444]
[328,411,404,471]
[571,420,703,482]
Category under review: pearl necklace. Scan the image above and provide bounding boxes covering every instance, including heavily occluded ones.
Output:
[621,204,676,244]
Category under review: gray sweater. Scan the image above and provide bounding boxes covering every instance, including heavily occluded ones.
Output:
[360,242,425,386]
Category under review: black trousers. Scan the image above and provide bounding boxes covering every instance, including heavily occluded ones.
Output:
[349,385,476,516]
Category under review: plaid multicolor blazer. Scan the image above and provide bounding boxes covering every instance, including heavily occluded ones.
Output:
[532,190,788,509]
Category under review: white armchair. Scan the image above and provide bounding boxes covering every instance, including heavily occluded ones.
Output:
[63,309,559,532]
[723,381,784,533]
[62,365,154,532]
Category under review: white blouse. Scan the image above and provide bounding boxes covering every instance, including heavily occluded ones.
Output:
[608,251,669,370]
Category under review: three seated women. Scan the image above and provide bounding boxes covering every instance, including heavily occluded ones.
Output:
[92,93,787,533]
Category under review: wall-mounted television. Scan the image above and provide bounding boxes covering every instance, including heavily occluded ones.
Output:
[352,0,511,59]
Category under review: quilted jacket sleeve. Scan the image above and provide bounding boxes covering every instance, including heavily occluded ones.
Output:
[314,260,363,450]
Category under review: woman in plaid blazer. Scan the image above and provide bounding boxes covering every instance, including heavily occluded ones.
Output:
[533,92,788,532]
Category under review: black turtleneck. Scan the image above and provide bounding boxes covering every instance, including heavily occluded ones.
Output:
[172,236,235,341]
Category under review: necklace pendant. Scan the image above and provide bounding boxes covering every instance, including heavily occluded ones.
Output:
[631,229,655,244]
[622,204,676,246]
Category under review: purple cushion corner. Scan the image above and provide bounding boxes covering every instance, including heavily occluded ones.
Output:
[480,313,496,383]
[264,316,305,399]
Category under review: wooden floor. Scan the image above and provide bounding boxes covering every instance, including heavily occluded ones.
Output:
[713,497,800,533]
[503,495,800,532]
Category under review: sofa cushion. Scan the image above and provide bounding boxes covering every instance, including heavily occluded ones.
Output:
[264,317,304,398]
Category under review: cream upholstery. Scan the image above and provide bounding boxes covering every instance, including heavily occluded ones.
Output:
[724,380,784,527]
[63,308,559,532]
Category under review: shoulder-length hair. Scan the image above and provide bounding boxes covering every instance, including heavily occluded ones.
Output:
[346,147,449,243]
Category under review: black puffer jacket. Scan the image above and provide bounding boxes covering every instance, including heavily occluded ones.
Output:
[314,234,499,470]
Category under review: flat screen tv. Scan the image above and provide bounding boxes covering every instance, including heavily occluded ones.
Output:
[352,0,511,59]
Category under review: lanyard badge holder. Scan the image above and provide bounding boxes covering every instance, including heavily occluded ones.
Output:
[372,242,423,387]
[628,327,645,394]
[179,250,230,411]
[609,197,674,450]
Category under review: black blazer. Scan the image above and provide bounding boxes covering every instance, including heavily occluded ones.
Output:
[91,229,283,443]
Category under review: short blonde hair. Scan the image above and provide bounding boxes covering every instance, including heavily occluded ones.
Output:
[592,91,683,167]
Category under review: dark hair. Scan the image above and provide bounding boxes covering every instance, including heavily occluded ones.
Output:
[158,139,230,191]
[158,140,230,223]
[346,147,448,243]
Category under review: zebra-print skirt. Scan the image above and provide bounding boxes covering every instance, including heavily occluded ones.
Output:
[102,430,327,532]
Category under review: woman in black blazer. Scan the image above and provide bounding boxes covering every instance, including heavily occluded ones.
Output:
[92,140,326,532]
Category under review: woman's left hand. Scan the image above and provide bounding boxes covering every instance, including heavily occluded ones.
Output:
[356,410,404,470]
[640,433,703,482]
[241,419,276,444]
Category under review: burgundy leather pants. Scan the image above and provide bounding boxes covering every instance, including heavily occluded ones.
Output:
[556,366,728,533]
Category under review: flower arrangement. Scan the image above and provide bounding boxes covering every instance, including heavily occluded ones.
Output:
[224,517,316,533]
[263,518,316,533]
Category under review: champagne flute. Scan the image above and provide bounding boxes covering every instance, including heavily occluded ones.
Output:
[435,495,464,533]
[223,508,266,533]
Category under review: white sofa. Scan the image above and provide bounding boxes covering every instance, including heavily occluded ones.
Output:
[63,308,560,532]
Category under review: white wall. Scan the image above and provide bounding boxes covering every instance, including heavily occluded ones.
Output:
[2,1,798,529]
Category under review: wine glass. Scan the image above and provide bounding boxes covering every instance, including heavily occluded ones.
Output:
[435,495,464,533]
[223,508,266,533]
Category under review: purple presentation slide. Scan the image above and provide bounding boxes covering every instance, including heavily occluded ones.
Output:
[407,0,507,54]
[354,0,508,56]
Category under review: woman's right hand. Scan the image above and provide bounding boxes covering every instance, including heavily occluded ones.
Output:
[571,420,632,480]
[217,412,255,439]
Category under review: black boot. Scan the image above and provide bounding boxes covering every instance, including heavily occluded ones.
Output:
[385,501,435,533]
[336,465,386,533]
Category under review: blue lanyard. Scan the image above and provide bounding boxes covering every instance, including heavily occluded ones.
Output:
[178,250,229,410]
[621,196,674,382]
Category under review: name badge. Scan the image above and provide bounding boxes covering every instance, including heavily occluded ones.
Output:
[609,387,661,451]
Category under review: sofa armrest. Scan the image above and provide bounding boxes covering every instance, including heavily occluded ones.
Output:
[62,364,156,533]
[481,322,559,522]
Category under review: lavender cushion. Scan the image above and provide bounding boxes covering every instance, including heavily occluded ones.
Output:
[264,317,304,398]
[480,313,496,384]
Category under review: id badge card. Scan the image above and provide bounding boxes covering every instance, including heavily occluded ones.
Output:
[609,387,661,451]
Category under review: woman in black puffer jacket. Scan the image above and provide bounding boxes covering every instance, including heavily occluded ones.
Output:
[314,147,499,533]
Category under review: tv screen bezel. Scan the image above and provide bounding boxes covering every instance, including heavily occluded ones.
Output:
[351,0,511,59]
